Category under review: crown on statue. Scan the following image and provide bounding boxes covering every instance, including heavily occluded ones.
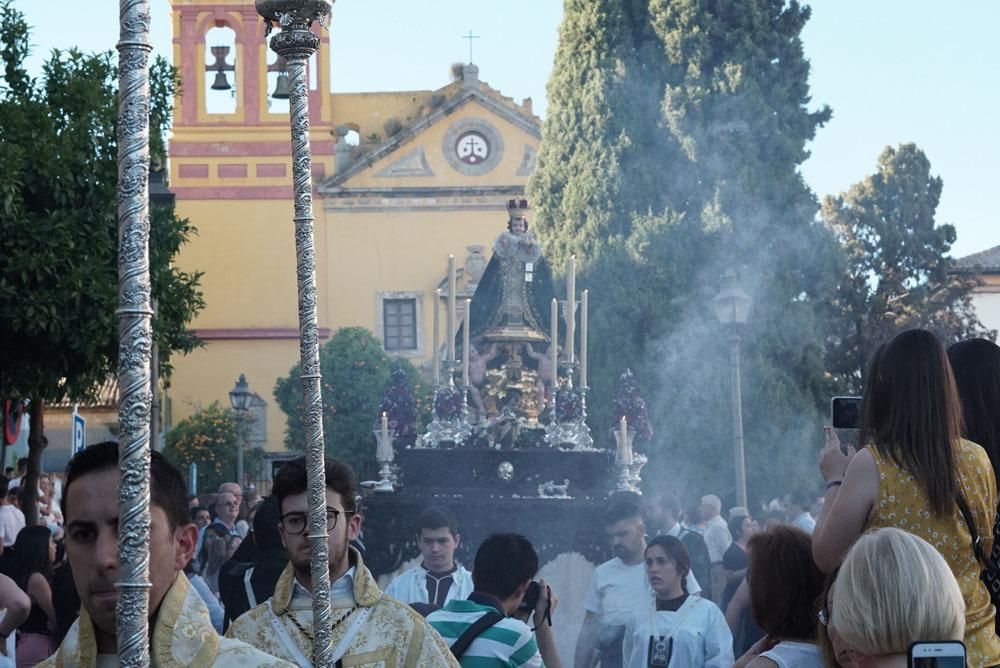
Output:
[507,198,530,221]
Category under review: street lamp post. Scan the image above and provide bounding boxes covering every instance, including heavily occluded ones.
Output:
[229,374,253,485]
[712,269,753,509]
[255,1,335,664]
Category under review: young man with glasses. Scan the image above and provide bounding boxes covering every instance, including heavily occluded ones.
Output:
[227,456,458,667]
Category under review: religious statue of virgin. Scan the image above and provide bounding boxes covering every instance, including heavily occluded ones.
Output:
[455,199,557,424]
[464,199,555,344]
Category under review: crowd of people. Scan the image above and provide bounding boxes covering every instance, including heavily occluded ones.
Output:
[0,328,993,667]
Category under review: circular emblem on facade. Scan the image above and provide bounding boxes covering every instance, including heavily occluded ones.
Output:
[443,118,503,176]
[455,131,490,164]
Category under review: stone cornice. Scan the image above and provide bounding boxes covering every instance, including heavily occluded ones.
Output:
[322,185,525,213]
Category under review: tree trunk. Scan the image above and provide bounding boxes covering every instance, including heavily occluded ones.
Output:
[23,399,46,527]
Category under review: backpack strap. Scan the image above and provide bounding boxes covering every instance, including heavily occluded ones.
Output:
[957,494,993,566]
[449,611,505,659]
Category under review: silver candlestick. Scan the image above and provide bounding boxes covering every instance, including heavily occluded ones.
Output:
[613,422,642,493]
[371,427,396,492]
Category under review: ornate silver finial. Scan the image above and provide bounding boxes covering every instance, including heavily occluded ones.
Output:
[255,0,333,29]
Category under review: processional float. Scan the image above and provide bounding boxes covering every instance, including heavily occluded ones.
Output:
[360,201,648,582]
[114,0,339,664]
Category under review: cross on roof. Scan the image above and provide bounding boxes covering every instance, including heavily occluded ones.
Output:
[462,30,481,64]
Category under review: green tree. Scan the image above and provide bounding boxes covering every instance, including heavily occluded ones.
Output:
[274,327,427,473]
[821,143,990,389]
[0,2,203,522]
[530,0,841,502]
[529,0,679,270]
[162,403,261,493]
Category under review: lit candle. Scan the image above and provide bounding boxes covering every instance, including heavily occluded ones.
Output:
[462,299,471,387]
[447,255,457,364]
[566,256,576,364]
[379,412,392,461]
[550,298,558,386]
[581,289,588,388]
[432,289,441,386]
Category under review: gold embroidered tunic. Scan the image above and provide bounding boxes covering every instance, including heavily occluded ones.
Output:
[37,572,294,667]
[227,548,459,667]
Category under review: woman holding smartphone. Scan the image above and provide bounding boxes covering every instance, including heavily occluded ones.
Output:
[812,328,1000,666]
[622,536,732,668]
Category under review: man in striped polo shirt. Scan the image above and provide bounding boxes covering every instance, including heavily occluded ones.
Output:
[428,533,563,667]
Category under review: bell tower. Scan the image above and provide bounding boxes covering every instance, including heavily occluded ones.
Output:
[167,0,334,198]
[170,0,331,127]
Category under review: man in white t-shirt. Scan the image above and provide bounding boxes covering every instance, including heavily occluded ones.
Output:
[786,489,816,535]
[574,500,701,668]
[699,494,732,603]
[0,478,25,552]
[384,505,473,614]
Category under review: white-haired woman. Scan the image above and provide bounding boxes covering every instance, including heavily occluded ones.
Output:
[828,527,965,667]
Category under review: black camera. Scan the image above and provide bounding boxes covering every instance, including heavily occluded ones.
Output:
[519,581,541,612]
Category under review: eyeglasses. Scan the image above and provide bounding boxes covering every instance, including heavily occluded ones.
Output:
[280,507,354,535]
[216,501,239,508]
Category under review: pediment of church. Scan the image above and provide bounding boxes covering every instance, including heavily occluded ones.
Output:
[319,78,542,194]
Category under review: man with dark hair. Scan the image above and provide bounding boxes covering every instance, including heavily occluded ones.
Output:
[428,533,561,667]
[642,491,711,599]
[385,505,473,612]
[9,457,27,489]
[37,441,293,667]
[227,456,457,666]
[575,501,701,668]
[0,476,25,554]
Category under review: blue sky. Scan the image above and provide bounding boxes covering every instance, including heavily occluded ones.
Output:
[16,0,998,257]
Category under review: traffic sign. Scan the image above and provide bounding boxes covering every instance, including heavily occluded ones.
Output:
[72,412,86,454]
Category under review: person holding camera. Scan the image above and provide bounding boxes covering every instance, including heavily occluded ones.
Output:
[622,535,732,668]
[428,533,562,667]
[812,329,1000,666]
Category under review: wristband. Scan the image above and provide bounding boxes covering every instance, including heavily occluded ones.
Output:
[825,479,843,490]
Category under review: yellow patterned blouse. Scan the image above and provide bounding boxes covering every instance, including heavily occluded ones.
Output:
[867,440,1000,667]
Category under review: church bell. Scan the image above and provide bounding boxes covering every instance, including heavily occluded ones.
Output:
[272,73,291,100]
[211,70,231,91]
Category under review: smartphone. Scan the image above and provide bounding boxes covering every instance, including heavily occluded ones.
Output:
[831,396,862,430]
[908,641,966,667]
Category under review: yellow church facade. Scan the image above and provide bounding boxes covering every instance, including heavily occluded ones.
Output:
[166,0,541,460]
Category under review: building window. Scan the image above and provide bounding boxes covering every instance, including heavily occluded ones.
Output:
[383,298,417,351]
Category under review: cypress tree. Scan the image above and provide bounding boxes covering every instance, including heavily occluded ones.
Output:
[530,0,841,501]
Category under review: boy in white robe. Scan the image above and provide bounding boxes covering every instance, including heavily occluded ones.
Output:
[384,505,473,612]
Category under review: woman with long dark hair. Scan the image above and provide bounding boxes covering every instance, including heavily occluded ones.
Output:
[9,526,56,667]
[622,535,733,667]
[949,338,1000,480]
[812,328,1000,665]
